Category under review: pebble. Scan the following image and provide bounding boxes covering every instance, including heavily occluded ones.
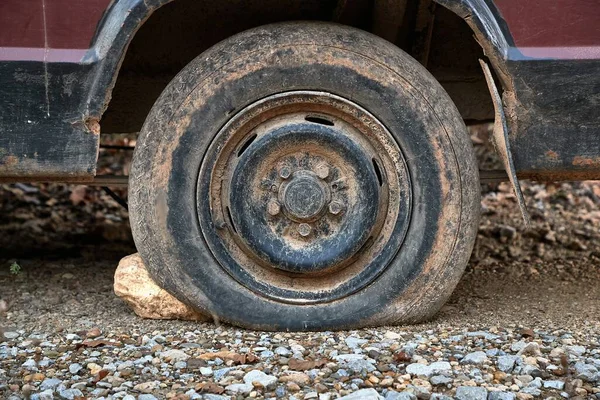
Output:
[0,325,597,400]
[3,331,20,339]
[497,355,519,373]
[339,388,383,399]
[244,370,277,389]
[462,351,488,365]
[406,361,451,377]
[488,392,516,400]
[543,380,565,390]
[68,363,82,374]
[39,378,62,391]
[455,386,488,400]
[138,395,158,400]
[225,383,253,394]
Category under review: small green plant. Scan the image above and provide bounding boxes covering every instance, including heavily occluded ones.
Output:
[9,262,21,275]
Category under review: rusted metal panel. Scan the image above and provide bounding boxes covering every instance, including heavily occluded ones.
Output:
[1,0,600,182]
[438,0,600,181]
[480,59,529,225]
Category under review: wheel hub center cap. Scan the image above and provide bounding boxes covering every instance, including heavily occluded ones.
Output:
[281,174,327,221]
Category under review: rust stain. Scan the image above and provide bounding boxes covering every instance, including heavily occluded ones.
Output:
[1,155,18,166]
[85,117,101,135]
[545,150,559,161]
[573,156,600,167]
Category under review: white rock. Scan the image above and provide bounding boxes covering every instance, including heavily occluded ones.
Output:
[243,370,277,390]
[2,332,19,340]
[543,380,565,390]
[566,345,586,356]
[69,363,82,374]
[384,331,401,340]
[114,253,208,321]
[160,349,189,363]
[345,336,368,349]
[462,351,488,365]
[339,388,384,400]
[225,383,253,394]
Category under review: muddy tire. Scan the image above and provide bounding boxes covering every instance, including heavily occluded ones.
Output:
[129,22,480,331]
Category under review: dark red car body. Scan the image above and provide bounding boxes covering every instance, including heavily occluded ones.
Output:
[0,0,599,182]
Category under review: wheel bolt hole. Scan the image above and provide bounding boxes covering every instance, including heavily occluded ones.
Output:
[372,158,384,186]
[237,134,257,157]
[225,206,237,233]
[305,115,334,126]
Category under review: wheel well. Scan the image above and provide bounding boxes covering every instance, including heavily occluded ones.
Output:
[100,0,494,134]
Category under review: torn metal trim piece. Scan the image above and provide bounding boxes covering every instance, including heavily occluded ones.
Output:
[479,59,530,227]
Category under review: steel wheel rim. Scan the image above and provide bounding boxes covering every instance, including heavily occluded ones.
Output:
[197,91,411,304]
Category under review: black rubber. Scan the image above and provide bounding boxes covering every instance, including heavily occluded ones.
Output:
[129,22,480,331]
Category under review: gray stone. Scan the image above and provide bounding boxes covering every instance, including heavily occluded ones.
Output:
[510,341,527,352]
[57,389,84,400]
[543,380,565,390]
[225,383,253,395]
[497,355,519,373]
[574,361,598,382]
[462,351,488,365]
[243,370,277,390]
[455,386,488,400]
[517,342,541,357]
[31,390,55,400]
[345,337,369,349]
[160,349,189,362]
[69,363,82,374]
[407,384,431,399]
[70,382,87,391]
[202,395,229,400]
[260,350,274,358]
[334,354,376,374]
[466,331,500,340]
[385,391,417,400]
[22,358,37,370]
[213,367,234,380]
[487,392,516,400]
[528,377,543,388]
[430,395,453,400]
[40,378,62,391]
[2,331,19,339]
[430,375,453,386]
[274,346,291,356]
[275,386,287,398]
[339,389,384,400]
[138,395,159,400]
[566,345,586,356]
[520,364,543,377]
[406,361,451,377]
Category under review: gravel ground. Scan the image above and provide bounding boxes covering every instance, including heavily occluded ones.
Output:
[1,137,599,399]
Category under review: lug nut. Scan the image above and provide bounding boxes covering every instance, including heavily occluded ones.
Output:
[328,201,343,215]
[279,166,292,179]
[267,200,281,216]
[315,164,329,179]
[297,223,311,237]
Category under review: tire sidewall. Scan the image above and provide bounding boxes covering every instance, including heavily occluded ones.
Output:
[130,22,480,330]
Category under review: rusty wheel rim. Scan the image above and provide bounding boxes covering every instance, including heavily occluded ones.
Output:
[197,91,411,304]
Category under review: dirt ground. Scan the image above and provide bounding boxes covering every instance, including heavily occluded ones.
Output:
[0,133,599,335]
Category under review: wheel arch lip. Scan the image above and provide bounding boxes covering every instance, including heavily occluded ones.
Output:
[84,0,173,116]
[435,0,512,60]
